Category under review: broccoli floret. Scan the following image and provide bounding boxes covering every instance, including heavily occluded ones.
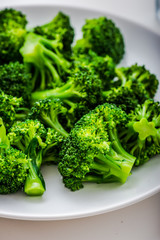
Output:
[34,11,74,59]
[73,50,116,90]
[20,32,71,91]
[103,64,151,113]
[8,119,47,196]
[0,90,29,130]
[42,128,65,165]
[119,99,160,166]
[0,61,32,106]
[29,98,69,137]
[0,8,27,64]
[58,103,136,191]
[0,118,29,194]
[116,64,159,98]
[73,16,125,63]
[31,66,103,109]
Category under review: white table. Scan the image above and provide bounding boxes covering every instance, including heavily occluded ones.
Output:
[0,1,160,239]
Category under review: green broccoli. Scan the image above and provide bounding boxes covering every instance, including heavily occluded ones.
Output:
[73,50,115,90]
[115,64,159,98]
[103,64,155,112]
[20,32,71,91]
[0,8,27,64]
[0,118,29,194]
[119,99,160,166]
[73,16,125,63]
[0,90,29,130]
[29,98,69,137]
[34,11,74,59]
[58,103,136,191]
[0,61,32,106]
[42,128,65,165]
[8,119,47,196]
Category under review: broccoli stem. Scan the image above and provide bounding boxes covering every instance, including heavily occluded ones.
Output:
[31,80,82,102]
[24,138,46,196]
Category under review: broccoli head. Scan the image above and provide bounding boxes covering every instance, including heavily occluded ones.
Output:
[0,61,32,106]
[0,118,29,194]
[73,50,116,90]
[34,11,74,59]
[29,98,69,137]
[0,90,28,130]
[0,8,27,64]
[58,103,136,191]
[73,16,125,63]
[119,99,160,166]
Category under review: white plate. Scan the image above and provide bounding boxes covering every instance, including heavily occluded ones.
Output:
[0,5,160,221]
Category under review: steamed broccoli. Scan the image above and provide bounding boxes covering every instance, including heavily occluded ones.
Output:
[20,32,71,91]
[0,118,29,194]
[58,103,136,191]
[0,61,32,106]
[0,8,27,64]
[73,50,116,90]
[103,64,154,112]
[119,99,160,166]
[115,64,159,98]
[42,128,65,165]
[0,90,29,130]
[73,16,125,63]
[8,119,47,196]
[29,98,69,137]
[34,11,74,59]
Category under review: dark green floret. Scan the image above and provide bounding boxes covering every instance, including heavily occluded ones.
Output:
[58,103,136,191]
[73,50,116,90]
[0,61,32,106]
[34,11,74,59]
[0,90,28,130]
[29,98,69,137]
[0,8,27,64]
[119,99,160,166]
[73,16,125,63]
[103,64,152,112]
[0,118,29,194]
[8,119,47,196]
[20,32,71,91]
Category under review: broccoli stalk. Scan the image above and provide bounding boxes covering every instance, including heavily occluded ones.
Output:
[20,32,71,91]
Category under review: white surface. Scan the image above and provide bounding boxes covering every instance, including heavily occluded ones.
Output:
[0,0,160,239]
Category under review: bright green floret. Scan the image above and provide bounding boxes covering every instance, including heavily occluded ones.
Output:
[8,119,47,196]
[20,32,71,91]
[0,61,32,106]
[0,8,27,64]
[73,16,125,63]
[0,118,29,194]
[42,128,65,165]
[58,103,136,191]
[34,11,74,59]
[29,98,69,137]
[119,99,160,166]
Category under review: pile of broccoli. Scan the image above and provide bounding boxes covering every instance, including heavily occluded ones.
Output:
[0,8,159,196]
